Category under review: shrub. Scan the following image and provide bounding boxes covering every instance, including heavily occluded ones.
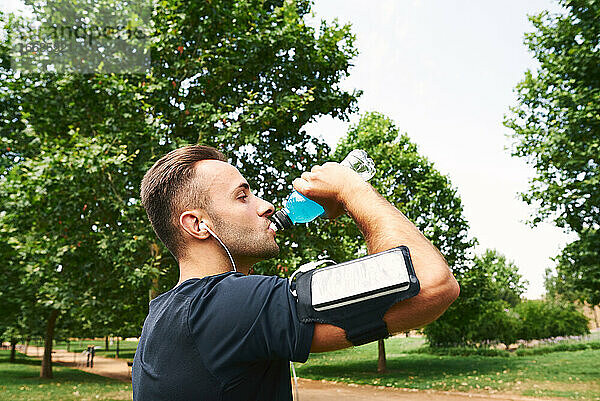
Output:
[470,300,521,347]
[514,340,600,356]
[411,340,600,357]
[425,299,521,348]
[514,300,590,340]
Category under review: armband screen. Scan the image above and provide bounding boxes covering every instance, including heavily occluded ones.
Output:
[291,246,420,346]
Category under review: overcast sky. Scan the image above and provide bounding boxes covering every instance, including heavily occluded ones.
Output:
[303,0,578,299]
[1,0,578,299]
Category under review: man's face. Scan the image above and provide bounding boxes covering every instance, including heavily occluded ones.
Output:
[195,160,279,263]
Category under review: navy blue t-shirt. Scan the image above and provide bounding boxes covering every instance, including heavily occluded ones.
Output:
[132,272,314,400]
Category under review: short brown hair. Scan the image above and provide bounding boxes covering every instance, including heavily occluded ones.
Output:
[140,145,227,260]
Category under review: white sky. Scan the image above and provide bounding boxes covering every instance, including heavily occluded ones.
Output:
[1,0,578,299]
[303,0,579,299]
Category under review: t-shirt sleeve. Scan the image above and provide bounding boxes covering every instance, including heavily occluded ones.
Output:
[188,274,314,368]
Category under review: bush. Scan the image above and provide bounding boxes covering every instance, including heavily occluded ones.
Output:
[425,299,521,347]
[514,340,600,356]
[470,300,521,346]
[514,300,590,340]
[425,298,589,348]
[411,340,600,357]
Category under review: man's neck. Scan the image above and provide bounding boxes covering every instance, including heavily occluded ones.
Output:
[176,250,252,286]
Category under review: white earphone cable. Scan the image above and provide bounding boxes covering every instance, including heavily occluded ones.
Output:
[202,222,297,397]
[202,223,237,272]
[290,361,299,400]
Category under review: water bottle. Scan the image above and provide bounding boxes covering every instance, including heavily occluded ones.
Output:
[270,149,376,230]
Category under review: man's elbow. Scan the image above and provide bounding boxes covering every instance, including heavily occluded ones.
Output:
[425,268,460,320]
[440,268,460,302]
[444,276,460,306]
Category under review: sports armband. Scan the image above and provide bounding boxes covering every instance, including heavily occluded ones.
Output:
[290,246,420,346]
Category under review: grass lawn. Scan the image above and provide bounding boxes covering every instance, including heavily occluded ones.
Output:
[295,336,600,401]
[0,351,131,401]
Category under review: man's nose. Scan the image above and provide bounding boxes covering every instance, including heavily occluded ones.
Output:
[258,198,275,217]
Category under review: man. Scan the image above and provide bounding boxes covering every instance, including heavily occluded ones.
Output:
[133,145,459,400]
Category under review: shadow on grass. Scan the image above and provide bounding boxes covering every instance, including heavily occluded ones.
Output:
[0,351,119,385]
[0,355,41,366]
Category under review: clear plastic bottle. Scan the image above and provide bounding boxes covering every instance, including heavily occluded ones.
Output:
[270,149,376,230]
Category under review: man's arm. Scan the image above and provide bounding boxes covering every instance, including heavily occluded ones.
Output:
[292,162,460,353]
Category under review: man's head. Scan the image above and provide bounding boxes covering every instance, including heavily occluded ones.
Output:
[140,145,278,266]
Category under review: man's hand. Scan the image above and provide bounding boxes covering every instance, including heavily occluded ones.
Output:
[292,162,368,219]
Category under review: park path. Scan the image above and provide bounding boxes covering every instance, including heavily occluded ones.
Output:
[22,345,565,401]
[293,379,565,401]
[22,345,131,383]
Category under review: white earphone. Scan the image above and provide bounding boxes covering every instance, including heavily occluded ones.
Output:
[198,221,237,272]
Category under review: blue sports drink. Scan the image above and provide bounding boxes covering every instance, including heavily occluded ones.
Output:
[270,150,375,230]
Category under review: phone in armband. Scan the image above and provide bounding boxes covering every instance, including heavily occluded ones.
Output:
[289,246,420,346]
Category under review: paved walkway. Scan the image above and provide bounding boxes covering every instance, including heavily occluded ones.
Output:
[22,345,131,383]
[294,379,565,401]
[22,346,564,401]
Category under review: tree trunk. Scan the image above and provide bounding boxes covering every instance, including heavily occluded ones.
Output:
[377,339,387,373]
[149,277,159,300]
[9,339,17,363]
[149,242,161,300]
[116,338,120,358]
[148,242,161,301]
[24,338,30,354]
[40,309,59,379]
[105,336,109,351]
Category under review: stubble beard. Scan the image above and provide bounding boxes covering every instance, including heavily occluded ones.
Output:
[211,214,279,261]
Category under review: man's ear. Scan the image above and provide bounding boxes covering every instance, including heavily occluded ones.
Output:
[180,211,211,240]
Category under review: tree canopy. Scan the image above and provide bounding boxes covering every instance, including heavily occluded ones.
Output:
[503,0,599,306]
[0,0,361,377]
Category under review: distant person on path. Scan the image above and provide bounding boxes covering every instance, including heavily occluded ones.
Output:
[86,345,95,368]
[133,145,459,400]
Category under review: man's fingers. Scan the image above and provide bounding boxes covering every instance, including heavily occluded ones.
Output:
[300,171,314,181]
[292,178,308,194]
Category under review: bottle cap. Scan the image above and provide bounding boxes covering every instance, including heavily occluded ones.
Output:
[271,209,293,230]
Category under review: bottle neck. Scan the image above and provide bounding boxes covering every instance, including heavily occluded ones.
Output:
[271,208,293,230]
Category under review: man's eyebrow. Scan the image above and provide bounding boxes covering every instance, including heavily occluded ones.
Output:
[231,182,250,194]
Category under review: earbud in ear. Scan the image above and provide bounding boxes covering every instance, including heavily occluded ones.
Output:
[196,220,236,272]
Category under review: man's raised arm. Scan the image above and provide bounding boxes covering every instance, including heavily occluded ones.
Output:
[292,162,460,352]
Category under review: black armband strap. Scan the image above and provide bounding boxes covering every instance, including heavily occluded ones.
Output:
[291,246,420,346]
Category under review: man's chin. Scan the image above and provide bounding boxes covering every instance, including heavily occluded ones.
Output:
[245,243,279,262]
[262,243,280,260]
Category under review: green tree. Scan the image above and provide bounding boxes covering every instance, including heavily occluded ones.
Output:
[547,229,600,305]
[0,139,150,378]
[475,249,529,307]
[1,0,361,378]
[503,0,600,307]
[425,249,528,347]
[327,112,475,372]
[0,221,30,363]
